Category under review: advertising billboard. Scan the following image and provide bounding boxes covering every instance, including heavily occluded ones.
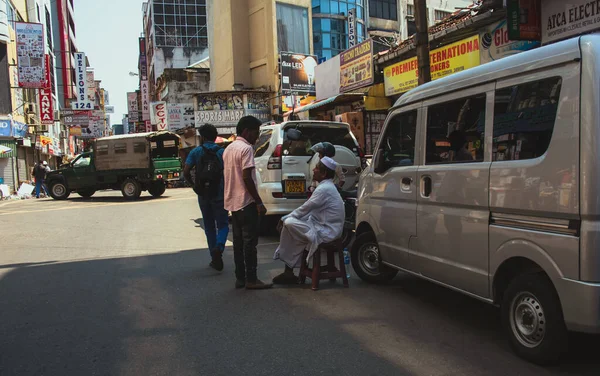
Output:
[150,102,168,131]
[141,80,150,121]
[340,39,374,93]
[384,35,481,96]
[61,110,91,126]
[15,22,45,88]
[72,52,92,110]
[507,0,541,41]
[168,104,195,132]
[127,92,139,122]
[280,52,318,95]
[542,0,600,44]
[480,20,540,64]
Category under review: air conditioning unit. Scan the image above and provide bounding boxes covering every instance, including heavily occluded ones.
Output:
[25,103,36,114]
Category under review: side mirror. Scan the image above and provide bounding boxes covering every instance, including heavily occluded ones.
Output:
[373,148,385,174]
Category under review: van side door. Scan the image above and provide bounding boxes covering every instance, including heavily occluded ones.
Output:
[370,105,421,269]
[414,83,494,298]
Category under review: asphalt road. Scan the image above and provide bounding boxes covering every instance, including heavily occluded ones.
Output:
[0,188,599,376]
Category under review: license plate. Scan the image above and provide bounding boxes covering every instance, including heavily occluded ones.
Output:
[285,180,305,194]
[168,173,173,179]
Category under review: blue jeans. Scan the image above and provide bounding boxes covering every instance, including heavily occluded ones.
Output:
[35,180,47,198]
[198,196,229,256]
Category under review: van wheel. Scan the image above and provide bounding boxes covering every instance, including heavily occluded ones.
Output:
[351,232,398,284]
[502,273,568,365]
[148,181,166,197]
[121,178,141,200]
[49,181,70,200]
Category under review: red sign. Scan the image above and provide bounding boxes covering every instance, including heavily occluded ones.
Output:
[151,102,168,131]
[145,120,152,132]
[39,55,54,125]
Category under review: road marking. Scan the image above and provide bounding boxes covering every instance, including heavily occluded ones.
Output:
[0,196,196,216]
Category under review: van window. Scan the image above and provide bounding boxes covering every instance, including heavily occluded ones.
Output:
[114,143,127,154]
[493,77,562,161]
[426,94,486,164]
[133,142,146,153]
[96,144,108,156]
[254,130,273,158]
[379,110,417,168]
[283,125,359,156]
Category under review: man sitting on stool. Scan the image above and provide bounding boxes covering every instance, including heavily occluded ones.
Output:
[272,157,344,284]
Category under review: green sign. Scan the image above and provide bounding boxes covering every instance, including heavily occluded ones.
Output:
[506,0,541,41]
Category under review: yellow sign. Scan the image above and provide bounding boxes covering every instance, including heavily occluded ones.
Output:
[383,35,481,96]
[282,95,316,112]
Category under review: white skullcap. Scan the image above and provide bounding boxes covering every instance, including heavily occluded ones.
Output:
[320,156,337,171]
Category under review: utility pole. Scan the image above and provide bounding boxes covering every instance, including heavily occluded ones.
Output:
[414,0,431,85]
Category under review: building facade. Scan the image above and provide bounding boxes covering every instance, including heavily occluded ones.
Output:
[51,0,76,108]
[312,0,367,60]
[142,0,209,100]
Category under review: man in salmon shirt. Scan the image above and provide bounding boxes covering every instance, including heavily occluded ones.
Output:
[223,116,272,290]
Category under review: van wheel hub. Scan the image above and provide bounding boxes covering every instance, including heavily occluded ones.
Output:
[124,183,136,195]
[359,244,380,276]
[52,184,66,196]
[510,292,546,348]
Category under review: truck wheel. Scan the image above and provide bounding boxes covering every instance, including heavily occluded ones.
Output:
[351,232,398,284]
[77,189,96,198]
[49,181,70,200]
[121,178,141,200]
[502,273,568,365]
[148,181,166,197]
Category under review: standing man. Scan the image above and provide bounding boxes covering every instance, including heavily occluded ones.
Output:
[184,123,229,271]
[223,116,272,290]
[33,161,50,198]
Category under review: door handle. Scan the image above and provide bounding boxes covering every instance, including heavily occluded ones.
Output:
[401,177,412,185]
[284,159,298,165]
[421,176,432,198]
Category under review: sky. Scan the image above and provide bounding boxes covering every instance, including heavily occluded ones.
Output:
[74,0,143,127]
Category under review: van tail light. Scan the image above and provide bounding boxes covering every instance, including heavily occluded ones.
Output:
[268,144,282,170]
[358,146,365,158]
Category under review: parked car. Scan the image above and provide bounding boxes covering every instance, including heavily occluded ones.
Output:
[254,121,363,217]
[46,131,182,200]
[353,34,600,365]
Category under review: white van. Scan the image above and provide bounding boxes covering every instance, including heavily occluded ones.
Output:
[353,34,600,364]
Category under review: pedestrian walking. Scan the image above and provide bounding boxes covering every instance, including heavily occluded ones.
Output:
[184,123,229,271]
[33,161,50,198]
[223,116,272,290]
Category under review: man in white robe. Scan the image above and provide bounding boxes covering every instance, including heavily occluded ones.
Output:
[272,157,345,284]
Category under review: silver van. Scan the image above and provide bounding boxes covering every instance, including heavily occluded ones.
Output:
[353,34,600,364]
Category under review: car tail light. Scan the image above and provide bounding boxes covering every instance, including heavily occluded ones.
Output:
[174,172,180,177]
[272,192,283,198]
[157,174,163,179]
[268,144,282,170]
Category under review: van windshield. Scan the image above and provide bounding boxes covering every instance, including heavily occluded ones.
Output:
[283,125,358,156]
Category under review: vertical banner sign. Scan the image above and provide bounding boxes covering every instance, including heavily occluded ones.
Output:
[39,55,54,125]
[145,120,152,132]
[127,92,139,122]
[280,52,318,95]
[86,71,95,103]
[72,52,92,109]
[151,102,168,131]
[16,22,46,88]
[141,80,150,121]
[506,0,541,41]
[348,8,357,48]
[139,37,148,80]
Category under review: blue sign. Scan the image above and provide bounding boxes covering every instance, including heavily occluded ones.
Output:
[0,120,11,137]
[12,121,28,138]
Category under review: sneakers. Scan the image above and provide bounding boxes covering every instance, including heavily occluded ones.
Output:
[210,248,224,271]
[272,272,299,285]
[245,279,273,290]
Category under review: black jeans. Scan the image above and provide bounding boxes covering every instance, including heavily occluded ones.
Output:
[231,202,259,282]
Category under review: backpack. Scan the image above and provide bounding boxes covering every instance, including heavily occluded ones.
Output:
[194,145,223,198]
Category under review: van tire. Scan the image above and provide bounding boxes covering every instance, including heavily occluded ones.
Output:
[121,178,141,200]
[351,232,397,284]
[148,181,166,197]
[77,189,96,198]
[49,181,70,200]
[502,273,568,365]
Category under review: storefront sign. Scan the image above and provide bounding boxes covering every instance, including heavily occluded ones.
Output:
[0,120,11,137]
[86,71,95,103]
[280,52,318,95]
[104,106,114,114]
[246,109,272,123]
[282,95,316,112]
[384,35,481,96]
[507,0,541,41]
[195,110,245,127]
[12,121,28,138]
[151,102,168,131]
[39,87,54,125]
[348,8,357,48]
[480,20,540,63]
[62,110,91,126]
[69,126,82,136]
[141,80,150,121]
[139,37,148,80]
[340,39,374,93]
[167,104,195,132]
[127,92,139,122]
[15,22,45,88]
[72,52,92,110]
[542,0,600,44]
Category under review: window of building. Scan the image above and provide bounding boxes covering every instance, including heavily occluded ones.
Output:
[493,77,562,161]
[276,3,310,54]
[151,0,208,48]
[426,94,486,164]
[254,130,273,158]
[114,143,127,154]
[379,110,418,169]
[406,3,414,16]
[369,0,397,20]
[434,10,452,22]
